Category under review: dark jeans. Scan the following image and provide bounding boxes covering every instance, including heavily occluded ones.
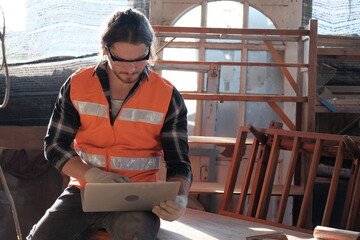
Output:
[27,186,160,240]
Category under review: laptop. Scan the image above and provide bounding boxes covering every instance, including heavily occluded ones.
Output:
[81,181,180,212]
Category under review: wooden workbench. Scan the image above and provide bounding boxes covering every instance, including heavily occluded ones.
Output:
[158,208,314,240]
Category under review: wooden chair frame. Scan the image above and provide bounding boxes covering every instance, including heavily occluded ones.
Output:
[218,125,360,232]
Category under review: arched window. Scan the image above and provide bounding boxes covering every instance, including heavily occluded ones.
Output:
[161,1,281,136]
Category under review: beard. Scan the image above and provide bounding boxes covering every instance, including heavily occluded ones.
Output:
[113,69,143,84]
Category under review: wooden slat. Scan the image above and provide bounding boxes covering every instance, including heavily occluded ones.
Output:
[236,138,260,214]
[267,102,296,130]
[217,125,360,231]
[219,130,248,212]
[256,134,281,219]
[181,93,307,102]
[190,182,304,195]
[341,137,360,228]
[157,60,308,68]
[277,136,300,223]
[305,19,318,132]
[156,32,300,41]
[188,135,237,145]
[247,141,272,217]
[297,138,322,228]
[346,168,360,229]
[322,140,344,226]
[159,208,313,240]
[264,40,298,92]
[317,47,360,57]
[153,25,310,36]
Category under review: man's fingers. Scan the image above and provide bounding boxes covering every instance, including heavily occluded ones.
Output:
[152,205,173,221]
[152,196,187,222]
[159,201,181,212]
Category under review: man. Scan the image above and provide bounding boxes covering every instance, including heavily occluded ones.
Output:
[27,8,192,240]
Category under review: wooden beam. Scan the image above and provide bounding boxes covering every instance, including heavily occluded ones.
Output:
[180,93,307,103]
[305,19,318,132]
[322,140,344,226]
[317,47,360,57]
[155,32,300,42]
[297,138,322,228]
[156,60,308,68]
[153,25,310,36]
[277,136,301,223]
[264,40,298,92]
[267,102,296,131]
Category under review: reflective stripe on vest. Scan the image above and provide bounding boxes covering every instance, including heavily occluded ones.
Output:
[110,156,161,170]
[74,101,164,126]
[119,108,164,125]
[73,100,108,118]
[78,151,161,170]
[77,151,106,167]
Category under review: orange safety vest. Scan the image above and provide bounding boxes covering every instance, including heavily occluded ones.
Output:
[68,66,173,188]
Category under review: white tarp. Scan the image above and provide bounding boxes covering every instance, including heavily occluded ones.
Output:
[1,0,129,64]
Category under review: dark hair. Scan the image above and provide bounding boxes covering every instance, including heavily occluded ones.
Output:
[101,8,154,48]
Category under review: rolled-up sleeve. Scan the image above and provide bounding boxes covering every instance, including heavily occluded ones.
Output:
[44,77,80,171]
[161,88,193,183]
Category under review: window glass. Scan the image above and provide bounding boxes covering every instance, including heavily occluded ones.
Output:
[205,49,240,137]
[245,50,282,128]
[248,7,277,44]
[162,48,198,92]
[246,50,282,94]
[248,7,275,29]
[206,1,243,43]
[165,6,201,42]
[205,49,241,93]
[245,102,281,128]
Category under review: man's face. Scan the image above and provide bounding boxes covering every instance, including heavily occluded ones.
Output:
[105,42,149,84]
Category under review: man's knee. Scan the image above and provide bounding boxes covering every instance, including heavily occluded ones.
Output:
[105,211,160,240]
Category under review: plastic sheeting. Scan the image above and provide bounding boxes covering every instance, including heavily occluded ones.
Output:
[1,0,129,64]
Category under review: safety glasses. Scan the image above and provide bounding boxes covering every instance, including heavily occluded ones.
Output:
[105,46,150,63]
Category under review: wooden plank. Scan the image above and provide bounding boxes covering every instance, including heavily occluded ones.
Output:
[202,66,219,137]
[305,19,318,132]
[219,211,313,236]
[318,34,360,45]
[190,182,304,195]
[326,86,360,94]
[236,138,260,214]
[219,130,248,212]
[158,208,313,240]
[154,41,286,51]
[277,136,300,223]
[297,138,322,228]
[247,142,272,217]
[346,168,360,229]
[342,135,360,229]
[156,32,300,41]
[256,134,281,219]
[322,140,344,226]
[317,47,360,56]
[157,60,308,68]
[181,93,307,102]
[264,40,298,92]
[152,63,211,72]
[188,135,237,145]
[153,25,310,36]
[267,102,296,130]
[262,128,360,142]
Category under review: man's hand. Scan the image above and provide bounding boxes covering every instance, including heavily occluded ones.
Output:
[152,195,188,222]
[84,167,131,183]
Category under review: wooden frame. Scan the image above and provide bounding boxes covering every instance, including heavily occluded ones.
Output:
[218,125,360,231]
[153,19,318,132]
